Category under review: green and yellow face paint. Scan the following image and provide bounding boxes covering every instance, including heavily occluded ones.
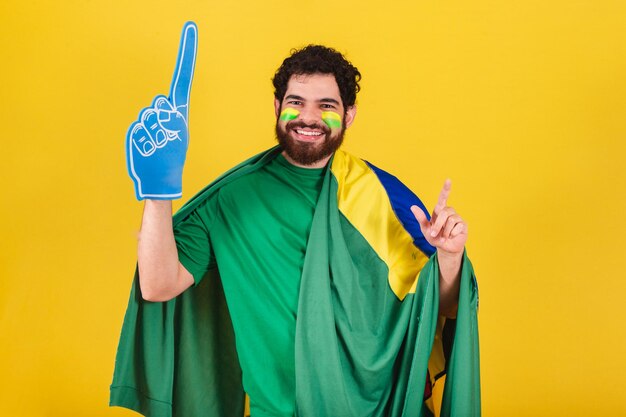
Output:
[279,107,300,122]
[321,111,342,129]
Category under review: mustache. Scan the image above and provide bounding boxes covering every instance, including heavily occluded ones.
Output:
[286,120,331,134]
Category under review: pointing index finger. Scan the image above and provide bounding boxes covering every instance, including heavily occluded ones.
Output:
[170,21,198,110]
[434,179,452,214]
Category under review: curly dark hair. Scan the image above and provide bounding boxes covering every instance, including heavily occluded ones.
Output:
[272,45,361,108]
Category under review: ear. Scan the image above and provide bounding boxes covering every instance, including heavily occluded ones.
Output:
[274,98,281,118]
[344,105,357,128]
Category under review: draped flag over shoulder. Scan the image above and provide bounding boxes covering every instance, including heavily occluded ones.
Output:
[110,147,480,417]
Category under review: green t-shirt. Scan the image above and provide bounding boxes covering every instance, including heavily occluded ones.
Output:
[174,154,325,417]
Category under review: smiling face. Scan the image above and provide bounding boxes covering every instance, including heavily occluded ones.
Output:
[275,73,356,168]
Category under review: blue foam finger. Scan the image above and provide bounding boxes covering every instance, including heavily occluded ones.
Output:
[170,22,198,119]
[125,22,197,200]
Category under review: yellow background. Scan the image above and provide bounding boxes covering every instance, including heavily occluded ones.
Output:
[1,0,625,415]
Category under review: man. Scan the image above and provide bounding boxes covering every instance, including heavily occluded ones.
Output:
[112,28,480,417]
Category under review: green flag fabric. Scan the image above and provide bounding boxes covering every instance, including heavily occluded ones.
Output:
[110,147,480,416]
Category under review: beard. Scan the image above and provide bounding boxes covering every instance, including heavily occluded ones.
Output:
[275,118,346,166]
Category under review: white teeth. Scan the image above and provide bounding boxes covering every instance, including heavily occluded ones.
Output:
[296,129,322,136]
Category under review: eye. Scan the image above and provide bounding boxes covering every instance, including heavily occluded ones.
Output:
[321,103,337,110]
[287,100,302,106]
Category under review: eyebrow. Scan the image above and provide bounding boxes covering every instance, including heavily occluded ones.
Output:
[284,95,340,105]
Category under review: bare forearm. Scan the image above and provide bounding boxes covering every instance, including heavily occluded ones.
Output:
[437,250,462,318]
[137,200,191,301]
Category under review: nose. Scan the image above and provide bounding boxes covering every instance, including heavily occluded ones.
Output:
[297,105,322,124]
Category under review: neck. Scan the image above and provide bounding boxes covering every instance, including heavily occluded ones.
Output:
[281,151,332,169]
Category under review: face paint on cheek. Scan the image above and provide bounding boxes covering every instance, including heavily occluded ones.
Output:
[321,111,342,129]
[279,108,300,122]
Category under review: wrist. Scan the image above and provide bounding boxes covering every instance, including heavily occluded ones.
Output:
[144,199,173,208]
[437,248,465,265]
[143,200,174,219]
[437,247,464,262]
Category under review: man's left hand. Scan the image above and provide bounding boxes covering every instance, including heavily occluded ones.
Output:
[410,179,467,257]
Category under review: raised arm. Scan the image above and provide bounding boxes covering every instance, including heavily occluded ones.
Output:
[125,22,198,301]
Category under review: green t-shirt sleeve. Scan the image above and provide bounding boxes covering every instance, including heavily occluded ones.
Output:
[173,191,220,285]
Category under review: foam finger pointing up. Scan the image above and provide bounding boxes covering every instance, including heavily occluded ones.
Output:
[170,22,198,110]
